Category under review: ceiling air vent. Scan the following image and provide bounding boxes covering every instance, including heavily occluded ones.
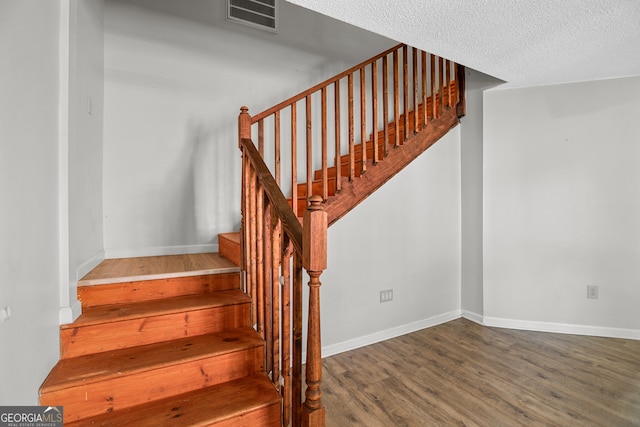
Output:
[227,0,278,33]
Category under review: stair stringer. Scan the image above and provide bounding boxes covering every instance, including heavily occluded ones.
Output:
[324,106,460,226]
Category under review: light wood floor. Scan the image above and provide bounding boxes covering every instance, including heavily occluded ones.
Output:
[321,318,640,426]
[79,253,238,286]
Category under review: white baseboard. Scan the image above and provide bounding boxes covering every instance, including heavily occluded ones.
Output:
[59,299,82,325]
[105,244,218,259]
[483,316,640,341]
[76,250,105,281]
[461,310,484,325]
[320,310,462,359]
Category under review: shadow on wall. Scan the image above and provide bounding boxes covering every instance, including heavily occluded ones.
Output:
[102,0,392,254]
[189,119,241,242]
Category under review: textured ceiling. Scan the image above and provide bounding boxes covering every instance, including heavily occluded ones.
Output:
[285,0,640,88]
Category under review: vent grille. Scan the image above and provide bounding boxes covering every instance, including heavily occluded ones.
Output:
[228,0,277,33]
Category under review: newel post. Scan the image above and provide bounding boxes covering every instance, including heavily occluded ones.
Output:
[455,65,466,118]
[302,195,327,427]
[239,106,251,147]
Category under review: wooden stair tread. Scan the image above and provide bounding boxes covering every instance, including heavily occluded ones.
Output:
[218,232,240,245]
[41,327,262,394]
[64,373,281,427]
[80,253,239,286]
[64,291,250,329]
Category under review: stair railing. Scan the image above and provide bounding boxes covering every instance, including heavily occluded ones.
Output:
[246,43,463,218]
[238,43,464,426]
[239,113,327,426]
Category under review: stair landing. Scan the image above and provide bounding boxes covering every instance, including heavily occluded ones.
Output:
[80,252,239,286]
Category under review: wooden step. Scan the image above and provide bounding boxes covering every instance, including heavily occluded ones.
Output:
[60,291,251,358]
[63,373,281,427]
[219,232,241,267]
[41,328,265,423]
[78,272,240,308]
[79,253,238,286]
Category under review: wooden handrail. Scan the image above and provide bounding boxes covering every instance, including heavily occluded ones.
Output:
[240,137,302,253]
[251,43,403,123]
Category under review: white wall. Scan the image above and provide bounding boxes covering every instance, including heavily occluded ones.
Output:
[0,1,63,404]
[321,129,462,354]
[484,76,640,338]
[460,69,503,321]
[66,0,105,320]
[103,0,463,354]
[103,0,393,257]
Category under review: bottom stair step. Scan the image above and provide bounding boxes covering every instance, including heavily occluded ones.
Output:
[65,373,282,427]
[41,328,265,422]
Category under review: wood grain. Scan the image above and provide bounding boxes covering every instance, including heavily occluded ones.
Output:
[78,273,240,308]
[42,330,264,422]
[80,253,238,286]
[60,292,250,358]
[321,319,640,426]
[63,374,281,427]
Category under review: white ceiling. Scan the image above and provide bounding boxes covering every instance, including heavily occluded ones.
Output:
[285,0,640,88]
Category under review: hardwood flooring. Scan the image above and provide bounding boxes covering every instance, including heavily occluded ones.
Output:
[321,319,640,426]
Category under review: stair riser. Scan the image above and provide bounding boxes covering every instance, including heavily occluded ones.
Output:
[60,304,250,358]
[219,234,241,267]
[78,273,240,308]
[42,347,264,423]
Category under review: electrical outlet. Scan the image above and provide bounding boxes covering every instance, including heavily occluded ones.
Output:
[587,285,598,299]
[380,289,393,303]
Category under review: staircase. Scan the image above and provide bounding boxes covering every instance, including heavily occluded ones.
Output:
[40,43,464,426]
[40,249,282,426]
[237,43,465,426]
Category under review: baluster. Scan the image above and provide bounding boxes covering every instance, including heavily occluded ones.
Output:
[421,51,427,128]
[382,54,389,158]
[348,73,355,181]
[302,195,327,427]
[454,62,459,105]
[258,119,265,156]
[403,45,409,142]
[264,202,273,375]
[292,252,303,427]
[446,59,452,109]
[393,49,400,148]
[439,56,444,117]
[248,164,258,326]
[291,103,298,216]
[372,60,379,164]
[360,67,367,174]
[281,239,293,427]
[274,110,281,185]
[431,54,437,119]
[270,209,281,390]
[256,181,265,340]
[306,95,312,203]
[412,47,418,135]
[321,87,328,200]
[334,81,341,193]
